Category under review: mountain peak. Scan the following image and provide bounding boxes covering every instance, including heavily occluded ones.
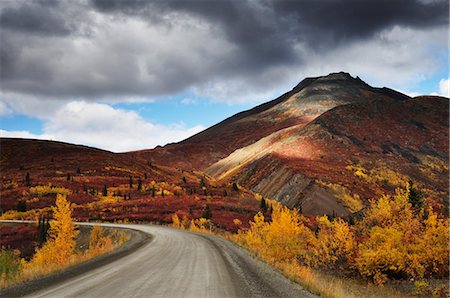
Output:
[323,71,354,80]
[292,72,368,93]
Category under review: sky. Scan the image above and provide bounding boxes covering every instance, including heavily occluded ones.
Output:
[0,0,448,152]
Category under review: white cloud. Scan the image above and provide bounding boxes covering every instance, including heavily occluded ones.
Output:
[0,101,205,152]
[438,78,449,97]
[295,26,448,92]
[0,101,13,116]
[181,97,198,105]
[0,129,51,140]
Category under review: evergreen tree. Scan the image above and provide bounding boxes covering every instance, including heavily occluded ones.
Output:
[66,173,71,182]
[152,185,156,197]
[76,167,81,174]
[102,185,108,196]
[260,198,267,213]
[129,176,133,188]
[408,180,423,209]
[182,176,187,184]
[25,172,31,187]
[232,182,239,191]
[38,216,50,243]
[137,177,142,191]
[223,189,228,197]
[161,189,165,198]
[200,177,206,187]
[201,205,212,219]
[17,200,27,212]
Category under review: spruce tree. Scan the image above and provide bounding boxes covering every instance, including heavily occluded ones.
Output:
[201,205,212,219]
[102,185,108,196]
[17,200,26,212]
[25,172,31,187]
[260,198,267,213]
[138,177,142,191]
[408,180,423,209]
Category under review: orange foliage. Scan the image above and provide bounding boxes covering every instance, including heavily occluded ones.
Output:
[313,216,355,270]
[237,206,316,264]
[27,194,79,269]
[355,188,449,283]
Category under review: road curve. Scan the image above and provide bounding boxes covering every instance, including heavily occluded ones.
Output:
[4,222,316,298]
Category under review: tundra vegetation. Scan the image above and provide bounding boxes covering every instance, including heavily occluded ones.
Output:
[173,185,449,298]
[0,194,129,288]
[1,160,448,297]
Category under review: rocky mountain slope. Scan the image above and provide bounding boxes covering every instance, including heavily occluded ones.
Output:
[206,96,449,215]
[132,72,409,170]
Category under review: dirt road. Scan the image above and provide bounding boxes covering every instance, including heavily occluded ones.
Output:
[2,222,316,298]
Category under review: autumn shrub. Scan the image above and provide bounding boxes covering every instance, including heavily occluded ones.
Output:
[28,184,71,197]
[313,216,356,270]
[0,249,22,286]
[354,187,449,284]
[171,213,190,230]
[25,194,78,272]
[89,226,112,251]
[189,218,213,232]
[237,206,316,264]
[230,186,448,296]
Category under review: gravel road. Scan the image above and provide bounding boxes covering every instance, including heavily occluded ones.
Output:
[1,222,316,298]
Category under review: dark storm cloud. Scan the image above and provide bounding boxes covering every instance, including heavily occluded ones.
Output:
[0,0,448,102]
[91,0,448,48]
[0,1,74,36]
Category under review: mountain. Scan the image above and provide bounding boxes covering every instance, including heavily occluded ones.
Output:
[132,72,409,170]
[1,72,448,218]
[206,95,449,215]
[130,72,449,216]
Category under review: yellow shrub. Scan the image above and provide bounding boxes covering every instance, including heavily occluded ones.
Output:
[28,184,71,197]
[238,206,315,264]
[355,188,449,283]
[26,194,78,270]
[314,216,356,269]
[188,218,212,232]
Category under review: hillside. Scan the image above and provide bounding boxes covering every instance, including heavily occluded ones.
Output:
[206,96,449,215]
[0,138,261,231]
[132,72,409,170]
